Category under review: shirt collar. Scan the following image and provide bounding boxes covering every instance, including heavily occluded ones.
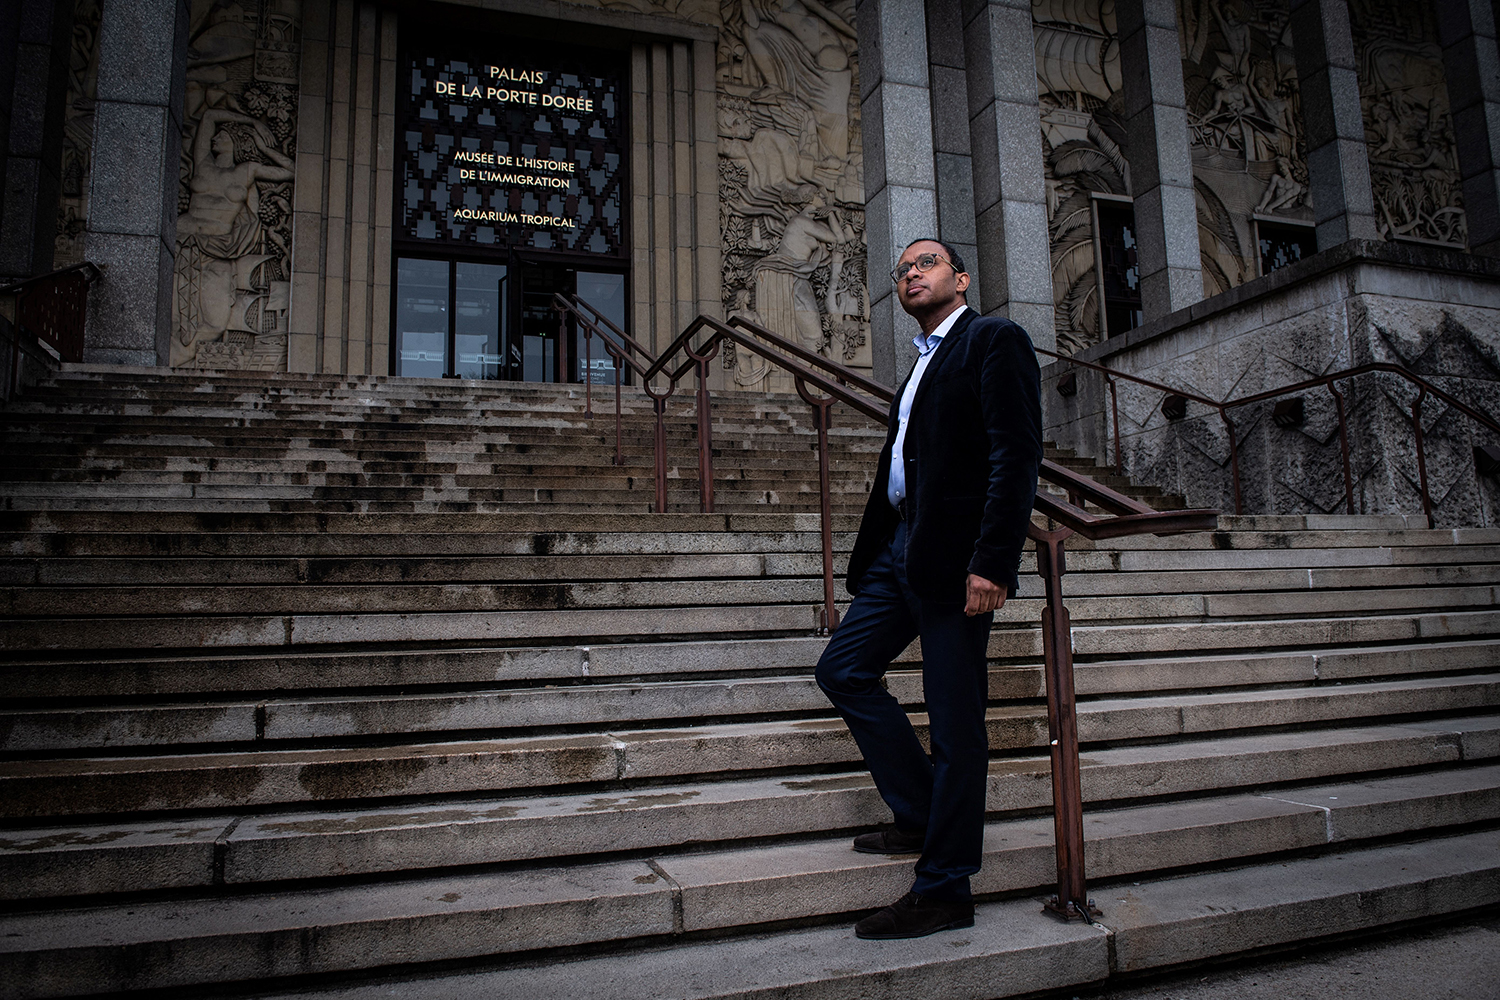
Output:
[912,303,969,355]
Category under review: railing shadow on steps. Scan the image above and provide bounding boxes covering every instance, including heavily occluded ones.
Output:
[556,291,1220,923]
[1039,347,1500,528]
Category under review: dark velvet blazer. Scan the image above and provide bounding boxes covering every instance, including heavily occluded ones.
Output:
[845,307,1043,603]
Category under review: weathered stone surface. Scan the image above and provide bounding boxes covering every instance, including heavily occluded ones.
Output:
[1105,829,1500,972]
[251,895,1109,1000]
[0,861,672,997]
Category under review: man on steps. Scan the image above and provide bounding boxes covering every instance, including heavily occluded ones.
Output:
[816,238,1042,939]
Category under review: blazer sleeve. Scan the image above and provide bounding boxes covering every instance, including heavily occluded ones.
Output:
[967,320,1043,595]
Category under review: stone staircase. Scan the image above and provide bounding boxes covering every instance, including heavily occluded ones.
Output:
[0,366,1497,999]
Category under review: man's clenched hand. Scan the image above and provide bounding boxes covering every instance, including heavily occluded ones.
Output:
[964,573,1006,616]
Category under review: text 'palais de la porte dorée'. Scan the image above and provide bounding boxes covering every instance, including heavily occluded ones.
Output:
[434,65,589,230]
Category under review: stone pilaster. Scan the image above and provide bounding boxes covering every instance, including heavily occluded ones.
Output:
[857,0,938,385]
[1437,0,1500,254]
[82,0,189,366]
[924,0,977,311]
[1289,0,1381,250]
[1116,0,1202,319]
[961,0,1054,350]
[0,0,72,281]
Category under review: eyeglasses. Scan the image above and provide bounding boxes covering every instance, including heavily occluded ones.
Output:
[891,252,955,284]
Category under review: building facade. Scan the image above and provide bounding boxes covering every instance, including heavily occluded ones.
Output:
[2,0,1497,522]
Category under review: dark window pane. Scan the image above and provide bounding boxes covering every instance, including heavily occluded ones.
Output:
[575,271,626,384]
[1098,204,1143,338]
[454,262,506,380]
[396,257,449,377]
[1258,222,1316,276]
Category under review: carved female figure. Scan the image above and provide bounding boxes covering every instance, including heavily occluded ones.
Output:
[172,107,295,366]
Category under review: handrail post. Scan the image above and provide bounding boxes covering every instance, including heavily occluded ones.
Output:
[1035,527,1096,922]
[1329,379,1355,515]
[804,386,839,634]
[652,392,668,513]
[613,355,624,467]
[583,319,594,419]
[1412,386,1434,528]
[694,353,715,513]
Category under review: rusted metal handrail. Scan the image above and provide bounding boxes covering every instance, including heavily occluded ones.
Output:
[1040,347,1500,527]
[551,294,1218,921]
[2,261,102,394]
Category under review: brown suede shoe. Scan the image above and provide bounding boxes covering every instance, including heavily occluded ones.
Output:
[854,890,975,939]
[851,827,925,854]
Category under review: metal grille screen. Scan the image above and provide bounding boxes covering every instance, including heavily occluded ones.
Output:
[398,38,627,258]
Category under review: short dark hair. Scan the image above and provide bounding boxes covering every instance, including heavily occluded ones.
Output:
[902,237,967,276]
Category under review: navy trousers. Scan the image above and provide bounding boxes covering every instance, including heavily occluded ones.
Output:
[815,520,993,901]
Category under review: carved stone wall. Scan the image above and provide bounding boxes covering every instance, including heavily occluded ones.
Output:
[1178,0,1309,296]
[716,0,869,390]
[1348,0,1467,248]
[1034,0,1128,358]
[171,0,301,371]
[1042,245,1500,528]
[53,0,103,271]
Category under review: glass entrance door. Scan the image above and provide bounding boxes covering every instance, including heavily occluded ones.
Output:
[454,262,507,380]
[394,255,626,382]
[518,263,569,382]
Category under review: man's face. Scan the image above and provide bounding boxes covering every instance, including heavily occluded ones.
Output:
[895,241,969,317]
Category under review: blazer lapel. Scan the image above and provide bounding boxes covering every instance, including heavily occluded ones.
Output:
[908,306,974,417]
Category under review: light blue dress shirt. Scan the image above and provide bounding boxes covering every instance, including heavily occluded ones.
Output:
[887,304,970,510]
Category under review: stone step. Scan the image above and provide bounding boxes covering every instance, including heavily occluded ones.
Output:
[0,497,871,515]
[233,827,1500,1000]
[0,471,878,495]
[0,528,857,559]
[0,510,1465,549]
[0,510,847,534]
[4,721,1492,900]
[0,453,879,476]
[5,597,1495,673]
[3,554,1492,599]
[4,583,1494,650]
[3,782,1496,999]
[0,412,881,442]
[3,620,1494,708]
[2,675,1494,819]
[5,637,1497,752]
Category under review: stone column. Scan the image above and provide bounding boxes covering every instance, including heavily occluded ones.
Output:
[856,0,938,385]
[924,0,978,311]
[1289,0,1381,250]
[1116,0,1202,319]
[1436,0,1500,254]
[962,0,1054,350]
[82,0,190,365]
[0,0,72,281]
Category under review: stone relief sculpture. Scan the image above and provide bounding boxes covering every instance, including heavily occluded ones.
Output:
[718,0,869,389]
[1348,0,1467,247]
[53,0,102,271]
[171,0,301,371]
[1179,0,1309,295]
[1034,0,1128,356]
